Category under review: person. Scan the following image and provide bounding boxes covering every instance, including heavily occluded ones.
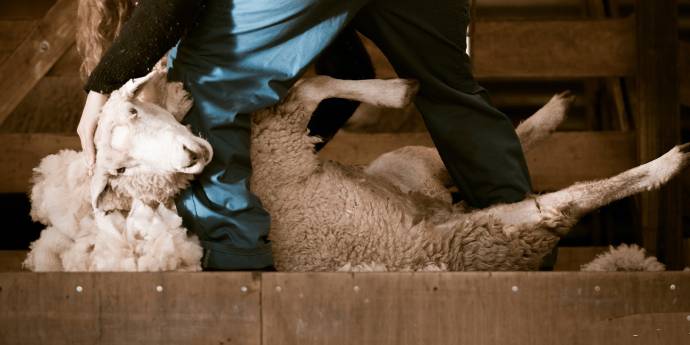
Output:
[77,0,532,270]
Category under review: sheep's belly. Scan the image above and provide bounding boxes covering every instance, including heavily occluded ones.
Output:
[264,167,435,271]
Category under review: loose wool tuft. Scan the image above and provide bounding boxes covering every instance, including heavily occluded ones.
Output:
[580,244,665,272]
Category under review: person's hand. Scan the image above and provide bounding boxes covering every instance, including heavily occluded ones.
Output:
[77,91,108,173]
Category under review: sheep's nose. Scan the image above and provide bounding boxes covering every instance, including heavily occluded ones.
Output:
[183,145,201,166]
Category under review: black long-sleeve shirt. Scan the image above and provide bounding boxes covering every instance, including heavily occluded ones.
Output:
[84,0,204,93]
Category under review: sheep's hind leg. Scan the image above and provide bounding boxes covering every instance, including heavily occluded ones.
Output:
[290,76,419,113]
[485,143,690,235]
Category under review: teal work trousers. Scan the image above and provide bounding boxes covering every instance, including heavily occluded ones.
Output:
[169,0,532,270]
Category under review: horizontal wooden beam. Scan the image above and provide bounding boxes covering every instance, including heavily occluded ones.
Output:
[553,246,609,271]
[0,270,688,345]
[0,131,636,194]
[0,271,261,345]
[320,131,637,191]
[0,134,79,193]
[262,272,690,345]
[472,18,636,78]
[0,0,77,126]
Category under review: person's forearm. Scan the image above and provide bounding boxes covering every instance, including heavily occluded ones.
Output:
[84,0,205,93]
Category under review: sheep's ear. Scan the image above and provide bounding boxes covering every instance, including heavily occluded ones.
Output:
[118,69,165,101]
[90,168,111,211]
[163,82,194,122]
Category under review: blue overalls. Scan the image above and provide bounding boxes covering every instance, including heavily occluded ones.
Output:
[169,0,532,270]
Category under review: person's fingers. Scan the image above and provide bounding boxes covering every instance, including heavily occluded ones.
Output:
[78,91,108,170]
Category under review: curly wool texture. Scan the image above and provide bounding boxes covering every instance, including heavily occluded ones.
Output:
[24,151,203,272]
[249,82,578,272]
[580,244,665,272]
[249,77,688,272]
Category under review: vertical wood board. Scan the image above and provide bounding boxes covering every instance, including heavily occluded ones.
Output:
[262,272,690,345]
[0,272,262,345]
[634,0,683,268]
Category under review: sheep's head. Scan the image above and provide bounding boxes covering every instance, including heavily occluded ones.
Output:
[91,70,213,212]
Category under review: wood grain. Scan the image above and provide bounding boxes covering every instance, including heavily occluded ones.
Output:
[0,133,80,193]
[680,41,690,107]
[634,0,683,269]
[320,131,637,191]
[553,246,609,271]
[261,272,690,345]
[0,76,85,133]
[0,0,77,126]
[0,251,26,272]
[472,18,636,78]
[0,272,261,345]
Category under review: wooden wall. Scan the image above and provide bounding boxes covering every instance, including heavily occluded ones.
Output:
[0,0,688,266]
[1,271,689,345]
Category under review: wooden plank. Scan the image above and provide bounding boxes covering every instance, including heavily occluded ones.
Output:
[635,0,683,269]
[46,44,80,77]
[0,76,85,133]
[553,246,608,271]
[0,134,80,193]
[0,272,261,345]
[680,41,690,107]
[320,131,637,191]
[0,20,35,53]
[0,0,77,126]
[0,1,56,20]
[472,18,636,78]
[262,272,690,345]
[526,131,636,190]
[0,251,26,272]
[0,131,636,194]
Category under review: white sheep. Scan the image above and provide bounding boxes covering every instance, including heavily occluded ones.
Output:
[25,69,211,272]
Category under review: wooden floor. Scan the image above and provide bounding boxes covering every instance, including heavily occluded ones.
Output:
[1,250,689,345]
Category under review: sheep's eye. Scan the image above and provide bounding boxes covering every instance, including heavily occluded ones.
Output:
[116,167,126,174]
[128,108,138,118]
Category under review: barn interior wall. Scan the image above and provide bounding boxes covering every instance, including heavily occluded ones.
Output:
[0,0,688,267]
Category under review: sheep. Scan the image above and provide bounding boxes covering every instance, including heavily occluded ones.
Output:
[250,76,690,272]
[26,72,689,273]
[24,69,211,272]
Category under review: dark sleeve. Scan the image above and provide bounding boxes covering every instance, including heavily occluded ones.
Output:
[84,0,204,93]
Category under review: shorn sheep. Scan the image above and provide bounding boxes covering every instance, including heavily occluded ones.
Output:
[25,70,211,271]
[25,71,690,272]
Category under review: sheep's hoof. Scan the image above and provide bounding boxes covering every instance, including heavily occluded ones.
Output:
[641,143,690,190]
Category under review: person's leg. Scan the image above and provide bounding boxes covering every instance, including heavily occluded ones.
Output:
[353,0,532,209]
[168,0,369,270]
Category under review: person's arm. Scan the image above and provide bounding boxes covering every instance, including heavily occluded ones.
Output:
[79,0,204,167]
[85,0,204,93]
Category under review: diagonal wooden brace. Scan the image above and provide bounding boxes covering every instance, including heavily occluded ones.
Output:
[0,0,77,126]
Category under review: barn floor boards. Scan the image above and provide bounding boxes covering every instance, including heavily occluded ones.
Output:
[1,258,689,345]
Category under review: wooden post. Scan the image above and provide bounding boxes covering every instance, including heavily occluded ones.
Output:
[635,0,683,268]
